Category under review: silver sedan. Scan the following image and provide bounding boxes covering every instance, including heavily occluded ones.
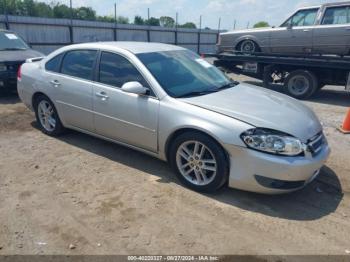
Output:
[17,42,330,194]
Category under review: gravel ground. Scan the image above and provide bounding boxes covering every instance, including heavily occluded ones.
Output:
[0,76,349,256]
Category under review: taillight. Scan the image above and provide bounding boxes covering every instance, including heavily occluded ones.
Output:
[17,65,22,81]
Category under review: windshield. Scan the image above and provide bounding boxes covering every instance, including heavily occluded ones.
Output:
[137,50,233,98]
[0,32,29,51]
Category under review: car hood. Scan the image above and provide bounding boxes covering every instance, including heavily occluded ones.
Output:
[0,49,44,63]
[180,83,322,142]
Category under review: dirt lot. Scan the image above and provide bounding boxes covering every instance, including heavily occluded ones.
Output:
[0,76,350,256]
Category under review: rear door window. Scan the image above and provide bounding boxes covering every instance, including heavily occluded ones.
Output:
[45,53,64,73]
[61,50,97,80]
[322,6,350,25]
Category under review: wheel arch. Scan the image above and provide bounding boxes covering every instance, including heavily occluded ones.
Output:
[164,127,230,164]
[31,91,66,135]
[234,35,261,51]
[31,92,65,125]
[32,91,52,108]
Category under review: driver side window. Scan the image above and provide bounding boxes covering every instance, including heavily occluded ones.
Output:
[98,52,149,89]
[282,9,319,27]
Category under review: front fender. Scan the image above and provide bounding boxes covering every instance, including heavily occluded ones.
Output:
[157,97,253,161]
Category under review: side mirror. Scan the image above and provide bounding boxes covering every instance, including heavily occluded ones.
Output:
[121,81,149,95]
[287,23,293,30]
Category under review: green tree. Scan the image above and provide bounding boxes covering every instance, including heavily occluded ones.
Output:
[97,15,114,22]
[1,0,53,17]
[2,0,23,15]
[23,0,37,16]
[117,16,129,24]
[146,17,160,26]
[0,0,7,14]
[179,22,196,29]
[134,15,144,25]
[0,1,4,14]
[75,6,96,20]
[0,0,201,29]
[98,15,128,24]
[34,2,53,17]
[52,3,71,19]
[159,16,174,28]
[253,21,270,28]
[98,15,129,24]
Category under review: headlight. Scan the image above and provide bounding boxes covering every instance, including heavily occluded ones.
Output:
[0,64,7,72]
[240,128,306,156]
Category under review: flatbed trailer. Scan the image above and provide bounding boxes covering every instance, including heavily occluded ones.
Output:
[205,52,350,99]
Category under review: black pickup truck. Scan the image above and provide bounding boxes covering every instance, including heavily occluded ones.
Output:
[0,29,43,93]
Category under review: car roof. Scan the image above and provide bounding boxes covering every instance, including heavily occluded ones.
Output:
[65,41,186,54]
[321,1,350,8]
[298,1,350,10]
[297,5,321,10]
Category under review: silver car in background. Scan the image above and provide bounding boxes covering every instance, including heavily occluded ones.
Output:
[17,42,330,194]
[218,1,350,55]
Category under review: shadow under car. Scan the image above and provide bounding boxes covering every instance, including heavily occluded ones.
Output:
[30,125,343,222]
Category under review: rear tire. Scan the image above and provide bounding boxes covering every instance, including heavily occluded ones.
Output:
[238,40,260,54]
[34,94,65,136]
[284,70,318,99]
[169,131,229,193]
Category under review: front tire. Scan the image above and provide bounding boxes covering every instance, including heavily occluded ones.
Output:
[169,132,229,193]
[34,94,65,136]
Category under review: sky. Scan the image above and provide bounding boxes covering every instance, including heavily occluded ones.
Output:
[51,0,341,30]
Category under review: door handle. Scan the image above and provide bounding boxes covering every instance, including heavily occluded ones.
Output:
[303,29,310,32]
[95,91,109,100]
[50,80,61,86]
[346,28,350,30]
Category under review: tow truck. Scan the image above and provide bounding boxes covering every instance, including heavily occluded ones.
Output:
[204,52,350,99]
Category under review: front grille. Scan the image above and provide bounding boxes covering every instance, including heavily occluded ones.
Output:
[307,132,325,156]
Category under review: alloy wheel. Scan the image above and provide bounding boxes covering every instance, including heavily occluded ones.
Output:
[176,141,217,186]
[38,100,56,132]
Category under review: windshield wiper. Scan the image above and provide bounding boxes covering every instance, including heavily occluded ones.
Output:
[177,90,218,98]
[177,81,239,98]
[0,48,27,51]
[215,81,239,91]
